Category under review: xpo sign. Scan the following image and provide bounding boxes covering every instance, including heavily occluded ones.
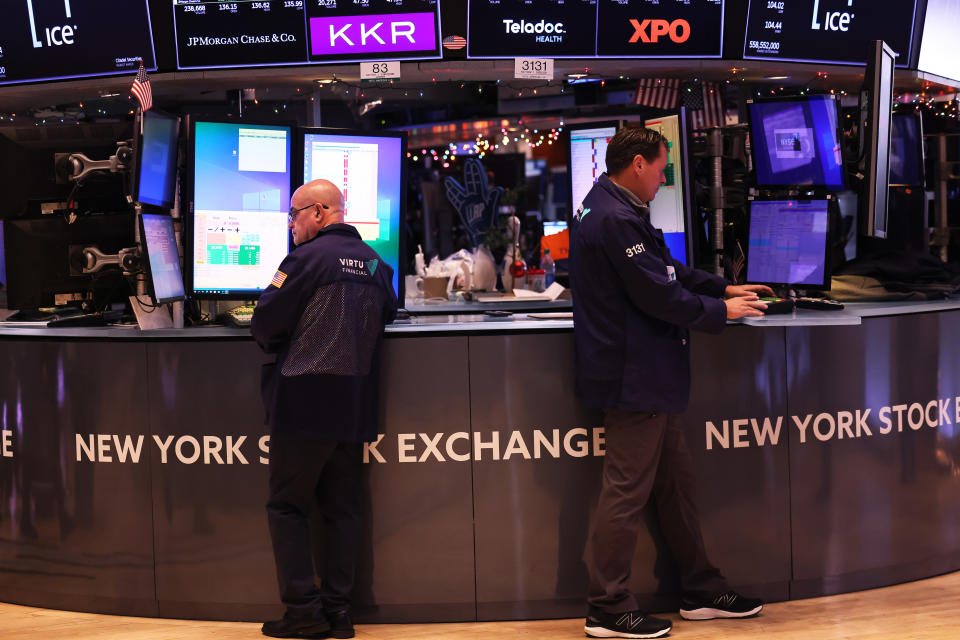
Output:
[628,19,692,44]
[597,0,724,58]
[309,12,437,57]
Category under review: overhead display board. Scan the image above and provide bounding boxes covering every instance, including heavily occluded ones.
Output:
[743,0,917,66]
[173,0,441,70]
[467,0,724,59]
[0,1,156,85]
[917,0,960,82]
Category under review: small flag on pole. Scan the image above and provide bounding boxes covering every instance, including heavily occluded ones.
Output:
[131,60,152,112]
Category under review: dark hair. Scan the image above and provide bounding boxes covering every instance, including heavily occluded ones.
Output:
[604,126,668,175]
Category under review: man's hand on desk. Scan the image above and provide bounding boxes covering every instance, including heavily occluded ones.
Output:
[724,284,775,299]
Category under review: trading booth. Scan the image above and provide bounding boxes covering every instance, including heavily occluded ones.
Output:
[1,0,959,626]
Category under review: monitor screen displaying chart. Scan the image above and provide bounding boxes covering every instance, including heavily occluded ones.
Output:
[190,121,292,297]
[301,130,404,297]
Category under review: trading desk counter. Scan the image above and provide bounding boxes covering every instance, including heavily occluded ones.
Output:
[0,300,958,622]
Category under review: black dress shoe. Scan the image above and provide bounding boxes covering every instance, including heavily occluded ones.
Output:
[326,608,355,639]
[261,611,331,638]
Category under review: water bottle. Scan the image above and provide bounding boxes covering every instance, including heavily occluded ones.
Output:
[542,249,555,287]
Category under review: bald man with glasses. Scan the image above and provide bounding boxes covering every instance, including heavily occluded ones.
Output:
[252,179,397,639]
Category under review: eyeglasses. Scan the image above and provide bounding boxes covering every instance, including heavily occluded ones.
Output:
[288,202,341,223]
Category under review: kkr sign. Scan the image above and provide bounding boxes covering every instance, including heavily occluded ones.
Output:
[310,12,437,57]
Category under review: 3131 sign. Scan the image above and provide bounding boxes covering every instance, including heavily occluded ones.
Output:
[514,57,553,80]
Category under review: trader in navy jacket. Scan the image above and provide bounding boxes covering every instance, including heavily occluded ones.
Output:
[252,179,397,640]
[571,126,770,639]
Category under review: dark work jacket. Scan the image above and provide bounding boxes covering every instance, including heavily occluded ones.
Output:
[569,174,728,414]
[251,224,397,442]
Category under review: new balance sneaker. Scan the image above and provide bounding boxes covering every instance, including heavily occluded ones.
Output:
[584,608,672,638]
[679,591,763,620]
[261,610,331,638]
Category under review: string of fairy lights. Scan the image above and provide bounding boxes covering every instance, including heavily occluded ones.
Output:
[405,122,565,166]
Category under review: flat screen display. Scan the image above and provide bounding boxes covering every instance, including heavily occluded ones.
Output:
[596,0,724,58]
[644,114,689,265]
[141,214,185,304]
[890,113,923,187]
[467,0,598,58]
[749,95,845,191]
[918,0,960,82]
[301,130,404,298]
[173,0,441,69]
[568,123,617,216]
[743,0,917,66]
[136,111,180,209]
[747,199,830,287]
[0,1,156,85]
[543,221,567,236]
[189,121,292,297]
[467,0,724,58]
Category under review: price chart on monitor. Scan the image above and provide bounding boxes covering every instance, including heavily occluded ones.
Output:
[304,140,382,242]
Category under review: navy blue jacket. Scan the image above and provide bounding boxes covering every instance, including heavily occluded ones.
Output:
[251,224,397,442]
[569,174,728,414]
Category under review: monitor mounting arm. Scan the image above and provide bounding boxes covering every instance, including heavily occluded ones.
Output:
[56,139,134,183]
[75,245,141,277]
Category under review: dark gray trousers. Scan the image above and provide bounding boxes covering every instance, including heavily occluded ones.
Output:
[266,433,363,615]
[586,409,728,613]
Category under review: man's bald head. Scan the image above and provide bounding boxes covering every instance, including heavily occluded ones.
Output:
[289,179,345,245]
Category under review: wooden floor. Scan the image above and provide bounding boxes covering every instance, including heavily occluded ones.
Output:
[4,571,960,639]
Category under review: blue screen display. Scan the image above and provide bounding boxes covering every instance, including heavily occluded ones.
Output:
[747,200,830,286]
[137,111,179,208]
[141,213,185,303]
[749,96,845,191]
[191,121,292,296]
[302,131,403,297]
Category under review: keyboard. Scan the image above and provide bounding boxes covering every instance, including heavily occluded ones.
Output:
[224,303,256,327]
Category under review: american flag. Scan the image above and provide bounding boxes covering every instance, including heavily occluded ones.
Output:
[270,270,288,289]
[442,35,466,50]
[131,60,152,112]
[634,78,727,130]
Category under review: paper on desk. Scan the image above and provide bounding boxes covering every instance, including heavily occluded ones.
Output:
[511,283,565,300]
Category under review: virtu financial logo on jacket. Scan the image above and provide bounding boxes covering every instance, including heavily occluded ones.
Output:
[339,257,378,277]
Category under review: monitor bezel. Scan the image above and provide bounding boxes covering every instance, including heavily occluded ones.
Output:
[642,108,696,267]
[131,108,181,212]
[566,120,622,220]
[889,111,926,188]
[295,126,408,304]
[747,94,847,192]
[745,197,834,290]
[859,41,896,239]
[138,212,186,305]
[184,117,295,301]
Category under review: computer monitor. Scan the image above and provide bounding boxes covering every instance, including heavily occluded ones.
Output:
[567,121,620,215]
[139,213,185,304]
[889,112,925,187]
[3,213,134,310]
[644,111,694,265]
[186,120,293,299]
[298,128,406,300]
[859,41,896,239]
[543,220,567,236]
[746,199,831,289]
[133,110,180,210]
[748,95,845,191]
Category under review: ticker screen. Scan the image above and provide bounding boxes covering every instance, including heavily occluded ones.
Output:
[173,0,441,69]
[467,0,724,59]
[0,1,156,85]
[743,0,917,66]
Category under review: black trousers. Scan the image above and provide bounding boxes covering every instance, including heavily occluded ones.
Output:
[266,432,363,615]
[586,409,728,613]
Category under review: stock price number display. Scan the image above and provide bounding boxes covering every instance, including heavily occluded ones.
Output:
[743,0,918,66]
[0,0,155,85]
